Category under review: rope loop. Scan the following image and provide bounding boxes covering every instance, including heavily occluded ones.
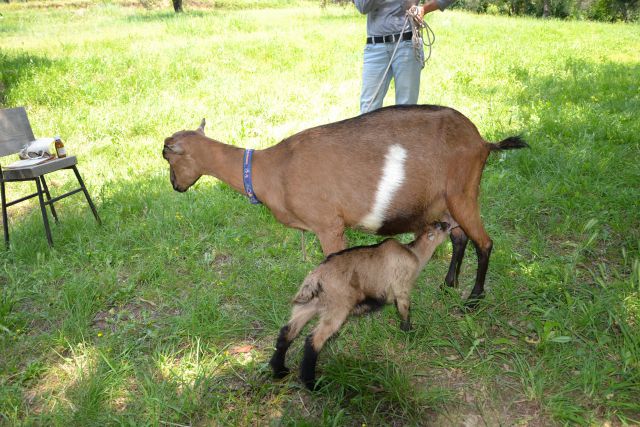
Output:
[407,5,436,68]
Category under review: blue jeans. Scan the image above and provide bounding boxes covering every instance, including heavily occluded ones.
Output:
[360,40,424,114]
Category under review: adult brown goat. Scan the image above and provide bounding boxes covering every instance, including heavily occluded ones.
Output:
[162,105,528,304]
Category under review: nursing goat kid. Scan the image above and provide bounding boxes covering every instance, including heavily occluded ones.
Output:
[270,221,451,390]
[162,105,529,304]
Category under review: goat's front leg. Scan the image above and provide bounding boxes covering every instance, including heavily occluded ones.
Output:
[316,227,346,256]
[394,294,412,331]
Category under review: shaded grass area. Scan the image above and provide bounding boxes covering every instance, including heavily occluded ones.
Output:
[1,2,639,425]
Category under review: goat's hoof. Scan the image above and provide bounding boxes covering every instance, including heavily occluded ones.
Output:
[462,294,484,312]
[442,278,458,289]
[400,321,412,332]
[271,365,290,379]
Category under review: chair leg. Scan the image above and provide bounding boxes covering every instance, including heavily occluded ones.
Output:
[35,178,53,247]
[1,180,9,249]
[40,176,59,223]
[71,166,101,225]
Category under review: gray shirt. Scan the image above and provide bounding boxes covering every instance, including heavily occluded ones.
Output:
[354,0,454,36]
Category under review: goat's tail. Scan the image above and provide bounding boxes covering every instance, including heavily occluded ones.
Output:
[489,135,529,152]
[293,274,323,305]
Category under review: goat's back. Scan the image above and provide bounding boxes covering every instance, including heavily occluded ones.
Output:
[314,239,419,298]
[266,105,490,235]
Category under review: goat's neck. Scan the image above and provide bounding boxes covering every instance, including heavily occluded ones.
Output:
[408,235,442,269]
[196,139,246,194]
[194,137,284,210]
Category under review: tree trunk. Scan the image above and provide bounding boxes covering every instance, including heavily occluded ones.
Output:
[543,0,550,16]
[172,0,183,13]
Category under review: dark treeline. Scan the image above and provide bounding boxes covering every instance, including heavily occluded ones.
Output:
[329,0,638,21]
[455,0,638,21]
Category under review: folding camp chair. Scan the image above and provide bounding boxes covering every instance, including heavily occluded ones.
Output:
[0,107,101,248]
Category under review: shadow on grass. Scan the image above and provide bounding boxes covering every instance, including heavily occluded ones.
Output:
[25,339,450,425]
[3,169,455,424]
[0,52,54,108]
[3,55,639,424]
[512,59,639,147]
[481,58,639,252]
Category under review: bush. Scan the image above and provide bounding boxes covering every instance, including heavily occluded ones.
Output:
[451,0,639,19]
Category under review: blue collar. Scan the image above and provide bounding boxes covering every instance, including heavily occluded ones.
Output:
[242,149,261,205]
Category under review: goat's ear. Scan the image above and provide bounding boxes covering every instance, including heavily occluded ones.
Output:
[196,119,206,135]
[436,222,450,231]
[164,142,185,155]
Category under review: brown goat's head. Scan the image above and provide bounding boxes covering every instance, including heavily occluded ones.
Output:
[162,119,206,192]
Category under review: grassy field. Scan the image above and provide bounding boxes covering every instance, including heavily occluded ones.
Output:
[1,1,639,425]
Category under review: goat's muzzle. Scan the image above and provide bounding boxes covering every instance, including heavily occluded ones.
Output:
[169,168,186,193]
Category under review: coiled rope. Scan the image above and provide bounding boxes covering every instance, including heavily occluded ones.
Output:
[363,5,436,113]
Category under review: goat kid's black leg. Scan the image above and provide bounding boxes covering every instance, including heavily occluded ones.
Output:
[300,335,320,391]
[394,299,412,331]
[445,227,468,288]
[270,325,292,378]
[465,240,493,310]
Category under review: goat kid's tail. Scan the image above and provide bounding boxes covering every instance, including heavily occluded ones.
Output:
[489,136,529,152]
[293,274,323,305]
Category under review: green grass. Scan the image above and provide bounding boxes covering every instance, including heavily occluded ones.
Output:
[1,2,639,425]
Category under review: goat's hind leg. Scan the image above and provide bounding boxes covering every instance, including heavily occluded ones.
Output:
[444,226,469,288]
[270,303,317,378]
[447,195,493,309]
[301,308,349,390]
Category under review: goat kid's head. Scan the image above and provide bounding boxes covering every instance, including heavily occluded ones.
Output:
[162,119,207,193]
[426,221,451,241]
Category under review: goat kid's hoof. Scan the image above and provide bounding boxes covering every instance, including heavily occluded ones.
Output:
[271,366,290,379]
[270,362,290,379]
[400,321,412,332]
[301,376,319,391]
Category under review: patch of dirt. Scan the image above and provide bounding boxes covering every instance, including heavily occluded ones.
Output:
[91,298,176,332]
[419,367,548,426]
[23,345,96,415]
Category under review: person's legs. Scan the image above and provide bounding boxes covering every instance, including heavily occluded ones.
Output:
[392,41,423,105]
[360,43,394,114]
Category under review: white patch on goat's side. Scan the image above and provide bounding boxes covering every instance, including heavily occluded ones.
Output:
[359,144,407,232]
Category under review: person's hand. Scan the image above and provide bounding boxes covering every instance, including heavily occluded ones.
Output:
[420,0,440,17]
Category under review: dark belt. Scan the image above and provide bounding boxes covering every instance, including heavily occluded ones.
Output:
[366,31,412,44]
